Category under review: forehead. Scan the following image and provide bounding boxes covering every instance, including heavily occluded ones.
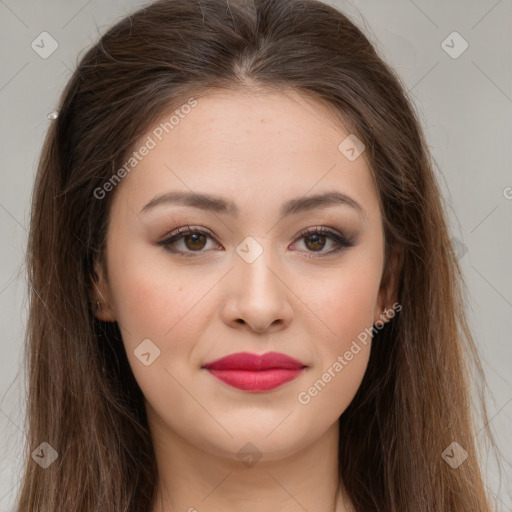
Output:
[111,88,380,222]
[155,88,355,156]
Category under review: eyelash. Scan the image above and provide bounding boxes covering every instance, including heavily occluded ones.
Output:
[157,224,356,258]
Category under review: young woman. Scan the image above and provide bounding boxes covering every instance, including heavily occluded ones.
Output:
[17,0,501,510]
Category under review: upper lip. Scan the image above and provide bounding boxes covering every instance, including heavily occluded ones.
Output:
[202,351,306,371]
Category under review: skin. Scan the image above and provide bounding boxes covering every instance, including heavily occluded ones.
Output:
[92,88,399,512]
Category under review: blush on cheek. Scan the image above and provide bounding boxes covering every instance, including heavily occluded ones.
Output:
[113,277,212,369]
[319,282,378,349]
[108,253,172,323]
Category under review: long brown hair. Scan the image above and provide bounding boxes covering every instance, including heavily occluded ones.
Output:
[17,0,501,510]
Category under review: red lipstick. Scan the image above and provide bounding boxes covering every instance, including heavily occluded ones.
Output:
[202,351,307,391]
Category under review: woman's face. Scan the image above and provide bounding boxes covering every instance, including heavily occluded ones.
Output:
[94,89,392,462]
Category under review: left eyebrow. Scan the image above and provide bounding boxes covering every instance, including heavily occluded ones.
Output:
[140,190,367,222]
[281,191,367,222]
[140,191,238,215]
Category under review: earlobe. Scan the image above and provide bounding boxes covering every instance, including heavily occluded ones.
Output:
[373,244,403,325]
[90,260,116,322]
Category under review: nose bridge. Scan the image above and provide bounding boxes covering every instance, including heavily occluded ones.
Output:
[225,235,293,332]
[235,235,281,296]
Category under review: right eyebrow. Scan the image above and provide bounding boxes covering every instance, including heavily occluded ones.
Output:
[140,190,367,222]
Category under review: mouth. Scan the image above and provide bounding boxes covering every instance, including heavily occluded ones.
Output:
[202,351,307,392]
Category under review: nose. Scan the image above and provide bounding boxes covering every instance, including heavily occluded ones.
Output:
[220,243,294,334]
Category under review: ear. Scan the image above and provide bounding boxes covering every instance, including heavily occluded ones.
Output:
[373,244,403,325]
[90,258,116,322]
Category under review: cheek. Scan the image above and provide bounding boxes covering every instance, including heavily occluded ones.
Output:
[106,245,213,354]
[296,271,378,419]
[327,275,377,341]
[293,251,381,414]
[312,255,382,350]
[310,277,375,389]
[297,342,370,427]
[106,251,213,405]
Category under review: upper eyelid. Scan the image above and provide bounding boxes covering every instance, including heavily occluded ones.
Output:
[158,226,220,247]
[160,225,344,240]
[158,225,353,251]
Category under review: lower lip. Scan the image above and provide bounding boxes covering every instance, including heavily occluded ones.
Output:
[205,368,305,391]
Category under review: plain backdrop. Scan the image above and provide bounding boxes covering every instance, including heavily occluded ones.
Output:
[0,0,511,510]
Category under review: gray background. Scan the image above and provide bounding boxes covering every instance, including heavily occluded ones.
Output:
[1,0,511,510]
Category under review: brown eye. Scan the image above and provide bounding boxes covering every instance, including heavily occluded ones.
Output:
[183,232,207,251]
[157,226,219,256]
[293,227,356,258]
[304,233,327,251]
